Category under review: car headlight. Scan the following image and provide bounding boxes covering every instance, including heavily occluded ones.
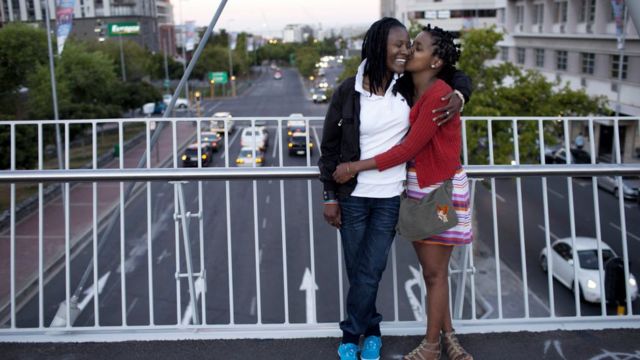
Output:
[181,155,187,160]
[309,142,313,147]
[201,154,207,160]
[630,277,637,287]
[236,158,244,164]
[256,158,262,163]
[288,143,293,148]
[587,279,597,289]
[288,131,293,136]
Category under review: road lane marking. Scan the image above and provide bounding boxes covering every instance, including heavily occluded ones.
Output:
[250,296,257,316]
[262,218,267,229]
[609,222,640,242]
[547,188,565,199]
[265,195,270,204]
[311,126,322,156]
[405,265,424,321]
[494,192,506,203]
[573,179,589,188]
[625,203,633,209]
[126,297,139,317]
[220,129,242,159]
[271,130,279,158]
[537,224,559,240]
[299,268,318,324]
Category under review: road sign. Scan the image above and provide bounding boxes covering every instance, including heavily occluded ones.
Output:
[208,71,228,84]
[107,22,140,37]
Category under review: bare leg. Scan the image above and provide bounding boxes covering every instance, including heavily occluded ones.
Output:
[412,242,454,342]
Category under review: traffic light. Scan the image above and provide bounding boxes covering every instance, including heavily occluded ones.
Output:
[195,91,201,103]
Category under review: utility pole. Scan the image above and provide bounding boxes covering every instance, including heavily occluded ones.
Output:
[163,35,170,92]
[119,35,127,82]
[228,37,236,97]
[178,0,191,111]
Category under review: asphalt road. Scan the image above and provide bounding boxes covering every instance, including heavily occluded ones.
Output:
[11,64,640,330]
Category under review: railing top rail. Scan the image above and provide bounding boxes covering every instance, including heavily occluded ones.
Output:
[1,116,639,125]
[1,164,639,183]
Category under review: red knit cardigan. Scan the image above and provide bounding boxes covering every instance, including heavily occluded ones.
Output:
[374,79,461,188]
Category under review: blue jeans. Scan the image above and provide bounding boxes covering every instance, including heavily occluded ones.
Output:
[338,195,400,343]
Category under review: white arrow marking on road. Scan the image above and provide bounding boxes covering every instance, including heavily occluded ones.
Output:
[271,130,279,158]
[537,224,559,240]
[299,267,318,324]
[78,271,111,311]
[311,126,322,156]
[405,265,424,321]
[609,222,640,242]
[181,277,206,325]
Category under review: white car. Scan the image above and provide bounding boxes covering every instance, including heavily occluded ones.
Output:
[162,94,189,109]
[235,147,265,167]
[539,237,638,303]
[597,176,640,200]
[210,112,235,135]
[240,126,269,150]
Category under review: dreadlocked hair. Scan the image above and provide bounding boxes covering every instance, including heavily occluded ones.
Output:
[361,17,406,95]
[393,24,461,105]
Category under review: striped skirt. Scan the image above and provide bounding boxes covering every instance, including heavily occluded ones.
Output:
[406,166,473,246]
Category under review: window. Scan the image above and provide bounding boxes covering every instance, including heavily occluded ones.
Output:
[581,53,595,74]
[517,48,526,64]
[516,5,524,24]
[410,11,425,19]
[556,50,568,71]
[501,47,509,62]
[450,9,497,18]
[535,49,545,67]
[611,55,628,79]
[555,1,568,23]
[579,0,596,23]
[533,3,544,24]
[553,243,573,261]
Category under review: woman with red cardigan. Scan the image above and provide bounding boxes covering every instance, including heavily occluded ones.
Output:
[333,25,473,360]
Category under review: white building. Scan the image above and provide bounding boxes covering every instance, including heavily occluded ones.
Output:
[384,0,506,33]
[500,0,640,161]
[156,0,173,25]
[283,24,303,43]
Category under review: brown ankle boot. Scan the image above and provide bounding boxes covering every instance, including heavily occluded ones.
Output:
[403,337,441,360]
[442,330,473,360]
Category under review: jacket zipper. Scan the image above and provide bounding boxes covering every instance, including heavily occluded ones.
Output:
[338,119,343,127]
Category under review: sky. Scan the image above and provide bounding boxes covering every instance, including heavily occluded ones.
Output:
[177,0,381,37]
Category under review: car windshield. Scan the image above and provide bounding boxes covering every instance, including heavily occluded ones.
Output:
[185,148,199,156]
[240,149,259,157]
[578,249,615,270]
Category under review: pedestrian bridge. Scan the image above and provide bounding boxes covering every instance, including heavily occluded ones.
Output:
[0,117,639,350]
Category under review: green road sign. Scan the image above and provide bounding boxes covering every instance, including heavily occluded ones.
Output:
[163,79,170,88]
[108,22,140,37]
[208,71,228,84]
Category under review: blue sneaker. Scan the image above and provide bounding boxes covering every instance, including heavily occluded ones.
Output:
[337,342,359,360]
[361,336,382,360]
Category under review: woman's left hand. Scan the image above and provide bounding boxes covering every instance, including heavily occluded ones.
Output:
[432,91,462,126]
[333,162,355,184]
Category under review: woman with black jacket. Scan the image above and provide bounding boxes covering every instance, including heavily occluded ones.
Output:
[318,17,471,360]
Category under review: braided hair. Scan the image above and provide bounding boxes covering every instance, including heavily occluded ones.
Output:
[393,24,461,104]
[361,17,406,95]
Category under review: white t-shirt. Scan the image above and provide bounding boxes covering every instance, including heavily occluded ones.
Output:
[351,60,410,198]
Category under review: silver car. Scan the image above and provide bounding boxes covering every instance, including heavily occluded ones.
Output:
[597,176,640,200]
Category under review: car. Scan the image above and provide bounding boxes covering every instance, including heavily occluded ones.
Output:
[210,112,235,135]
[545,147,592,164]
[539,237,638,303]
[235,147,265,167]
[200,131,224,152]
[273,71,283,80]
[181,143,213,167]
[286,119,306,137]
[288,132,314,156]
[162,94,189,109]
[597,176,640,200]
[318,81,329,89]
[240,126,269,150]
[141,101,166,115]
[312,88,328,103]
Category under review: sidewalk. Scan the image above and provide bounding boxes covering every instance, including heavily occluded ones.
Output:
[0,121,196,319]
[1,329,639,359]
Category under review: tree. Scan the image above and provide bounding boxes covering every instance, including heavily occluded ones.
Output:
[337,56,361,84]
[85,39,154,82]
[457,27,608,165]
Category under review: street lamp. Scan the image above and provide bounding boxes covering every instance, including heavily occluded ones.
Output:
[178,0,191,111]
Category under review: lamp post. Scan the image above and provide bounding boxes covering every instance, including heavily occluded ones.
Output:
[178,0,191,111]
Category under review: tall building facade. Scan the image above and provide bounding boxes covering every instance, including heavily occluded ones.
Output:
[0,0,160,51]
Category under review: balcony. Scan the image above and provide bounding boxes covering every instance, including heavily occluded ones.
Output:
[1,117,639,356]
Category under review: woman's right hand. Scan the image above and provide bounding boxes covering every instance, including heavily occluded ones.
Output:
[333,162,354,184]
[323,203,341,229]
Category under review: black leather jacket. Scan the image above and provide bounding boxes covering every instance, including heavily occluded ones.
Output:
[318,69,472,200]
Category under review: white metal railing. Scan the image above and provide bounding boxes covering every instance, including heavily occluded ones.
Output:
[0,116,639,342]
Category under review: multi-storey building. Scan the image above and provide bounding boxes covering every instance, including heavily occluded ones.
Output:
[156,0,176,56]
[501,0,639,162]
[383,0,506,34]
[0,0,160,51]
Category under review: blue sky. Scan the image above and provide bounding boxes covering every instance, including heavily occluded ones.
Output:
[178,0,381,36]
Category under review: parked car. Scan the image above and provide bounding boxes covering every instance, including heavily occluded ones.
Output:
[240,126,269,150]
[209,112,235,135]
[597,176,640,200]
[236,147,265,167]
[288,132,314,156]
[200,131,224,152]
[141,101,166,115]
[312,88,328,103]
[545,147,592,164]
[181,143,213,167]
[162,94,189,109]
[539,237,638,303]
